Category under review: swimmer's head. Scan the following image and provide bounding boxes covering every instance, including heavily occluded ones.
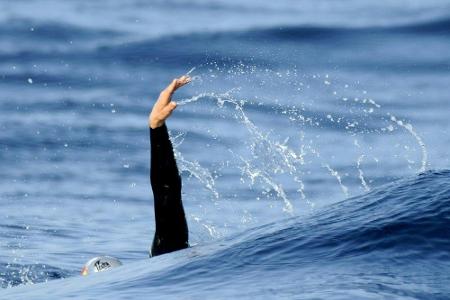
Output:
[81,256,122,276]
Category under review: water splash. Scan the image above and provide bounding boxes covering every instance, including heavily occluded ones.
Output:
[174,65,428,213]
[0,263,67,289]
[321,75,428,177]
[357,155,371,192]
[387,113,428,173]
[190,214,221,239]
[169,130,220,200]
[185,67,196,76]
[174,149,220,200]
[234,152,294,214]
[180,91,309,213]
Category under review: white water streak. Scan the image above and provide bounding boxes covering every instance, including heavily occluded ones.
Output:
[173,147,219,200]
[185,67,196,76]
[388,114,428,173]
[357,155,370,192]
[191,214,221,238]
[323,163,349,197]
[179,92,310,212]
[237,154,294,214]
[303,143,350,198]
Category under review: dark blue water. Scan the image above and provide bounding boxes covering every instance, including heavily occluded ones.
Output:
[1,1,450,299]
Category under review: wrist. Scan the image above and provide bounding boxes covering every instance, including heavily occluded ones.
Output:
[149,116,163,129]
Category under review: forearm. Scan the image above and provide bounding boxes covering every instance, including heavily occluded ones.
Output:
[149,124,188,256]
[148,75,191,256]
[150,124,181,188]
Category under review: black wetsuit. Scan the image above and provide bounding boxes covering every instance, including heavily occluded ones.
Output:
[150,124,189,257]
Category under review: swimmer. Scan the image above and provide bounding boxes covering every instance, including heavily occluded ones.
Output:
[148,75,191,256]
[82,76,191,275]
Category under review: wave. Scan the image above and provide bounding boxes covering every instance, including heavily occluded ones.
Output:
[0,18,121,41]
[396,16,450,34]
[0,263,70,289]
[1,16,449,73]
[164,170,450,274]
[2,170,449,298]
[236,16,450,41]
[88,16,450,69]
[2,15,448,44]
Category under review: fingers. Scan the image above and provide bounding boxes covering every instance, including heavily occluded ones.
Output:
[176,75,191,89]
[158,76,191,105]
[166,79,178,94]
[157,80,176,105]
[167,76,191,93]
[163,101,177,114]
[160,101,177,120]
[150,75,187,128]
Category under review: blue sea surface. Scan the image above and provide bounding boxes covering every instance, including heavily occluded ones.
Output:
[1,0,450,299]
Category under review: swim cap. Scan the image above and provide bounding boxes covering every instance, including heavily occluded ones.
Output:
[81,256,122,276]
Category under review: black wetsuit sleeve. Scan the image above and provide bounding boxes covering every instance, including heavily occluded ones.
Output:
[150,124,189,257]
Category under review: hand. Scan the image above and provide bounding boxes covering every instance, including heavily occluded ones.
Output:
[149,75,191,129]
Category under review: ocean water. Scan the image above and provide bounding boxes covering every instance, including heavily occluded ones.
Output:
[1,0,449,299]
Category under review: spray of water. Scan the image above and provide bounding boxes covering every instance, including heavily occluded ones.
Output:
[173,65,428,218]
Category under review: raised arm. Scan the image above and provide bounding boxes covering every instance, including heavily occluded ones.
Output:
[149,75,191,129]
[149,76,191,257]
